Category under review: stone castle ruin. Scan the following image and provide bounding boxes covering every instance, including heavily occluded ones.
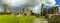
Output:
[0,3,59,16]
[41,3,59,16]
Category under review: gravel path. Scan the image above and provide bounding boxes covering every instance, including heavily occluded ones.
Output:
[33,18,48,23]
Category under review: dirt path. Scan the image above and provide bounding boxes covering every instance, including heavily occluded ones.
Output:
[33,18,48,23]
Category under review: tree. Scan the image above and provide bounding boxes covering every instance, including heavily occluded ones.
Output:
[3,3,8,14]
[3,3,13,14]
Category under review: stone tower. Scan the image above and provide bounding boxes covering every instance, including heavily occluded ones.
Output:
[53,6,58,14]
[41,3,45,16]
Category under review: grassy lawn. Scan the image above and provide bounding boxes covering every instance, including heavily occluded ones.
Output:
[0,15,45,23]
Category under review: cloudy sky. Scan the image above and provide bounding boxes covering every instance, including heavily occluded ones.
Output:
[0,0,60,13]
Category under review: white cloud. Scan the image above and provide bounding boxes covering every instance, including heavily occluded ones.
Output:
[59,7,60,13]
[3,0,27,6]
[32,6,41,14]
[45,0,56,6]
[55,5,59,6]
[2,0,56,13]
[37,0,56,6]
[2,0,56,7]
[32,0,56,14]
[0,8,4,12]
[2,0,41,7]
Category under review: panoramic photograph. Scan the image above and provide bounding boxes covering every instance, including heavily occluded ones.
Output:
[0,0,60,23]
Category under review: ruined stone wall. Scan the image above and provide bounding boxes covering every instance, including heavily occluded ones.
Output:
[47,14,60,23]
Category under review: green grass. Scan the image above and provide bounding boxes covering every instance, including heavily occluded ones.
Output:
[0,15,37,23]
[18,16,36,23]
[0,15,17,23]
[0,15,45,23]
[39,16,45,19]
